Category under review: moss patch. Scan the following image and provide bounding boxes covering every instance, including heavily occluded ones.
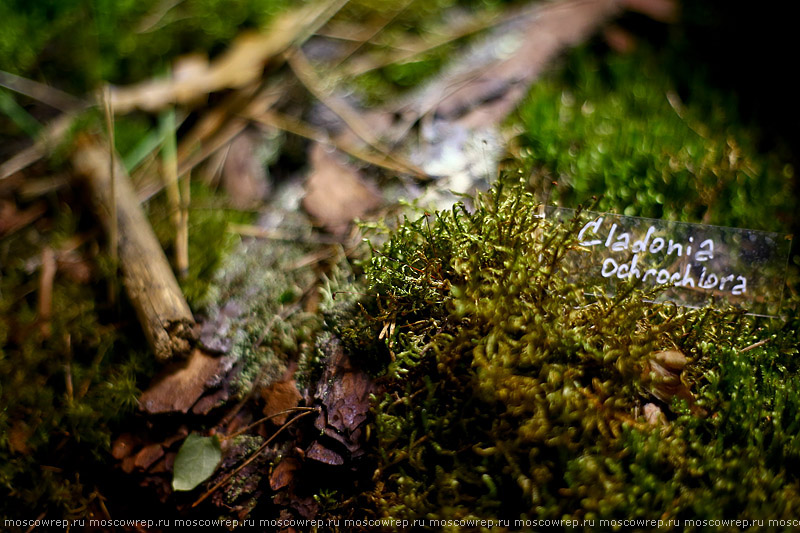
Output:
[517,46,794,231]
[337,174,800,525]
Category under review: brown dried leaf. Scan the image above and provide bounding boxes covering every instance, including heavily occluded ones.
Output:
[261,380,302,425]
[270,457,300,491]
[222,130,271,209]
[306,441,344,466]
[302,143,381,235]
[139,348,223,414]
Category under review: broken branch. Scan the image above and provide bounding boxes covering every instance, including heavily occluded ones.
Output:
[72,135,196,362]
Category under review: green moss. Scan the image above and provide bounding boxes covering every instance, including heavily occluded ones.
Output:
[330,173,800,525]
[517,46,794,232]
[0,214,153,520]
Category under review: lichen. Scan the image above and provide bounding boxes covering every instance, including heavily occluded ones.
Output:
[198,230,321,396]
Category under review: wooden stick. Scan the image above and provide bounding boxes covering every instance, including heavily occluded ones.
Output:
[72,135,196,362]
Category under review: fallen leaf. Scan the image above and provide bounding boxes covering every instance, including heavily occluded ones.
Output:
[261,380,302,425]
[270,457,300,490]
[302,142,381,235]
[305,441,344,466]
[192,388,231,415]
[172,434,222,492]
[139,348,223,414]
[222,130,271,209]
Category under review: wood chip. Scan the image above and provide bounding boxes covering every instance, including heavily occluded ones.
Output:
[305,441,344,466]
[72,137,196,362]
[134,443,165,470]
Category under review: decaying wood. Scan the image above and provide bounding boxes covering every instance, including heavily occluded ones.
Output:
[139,348,223,413]
[72,136,196,361]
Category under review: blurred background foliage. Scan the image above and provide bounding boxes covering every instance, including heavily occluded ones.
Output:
[0,0,292,93]
[518,45,795,231]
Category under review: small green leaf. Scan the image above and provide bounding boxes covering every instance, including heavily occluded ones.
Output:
[172,433,222,492]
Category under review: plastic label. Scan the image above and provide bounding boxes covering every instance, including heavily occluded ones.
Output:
[548,207,793,317]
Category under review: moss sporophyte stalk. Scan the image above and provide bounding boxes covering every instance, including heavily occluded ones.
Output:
[330,173,800,523]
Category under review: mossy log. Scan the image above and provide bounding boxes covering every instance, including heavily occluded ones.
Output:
[72,135,196,361]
